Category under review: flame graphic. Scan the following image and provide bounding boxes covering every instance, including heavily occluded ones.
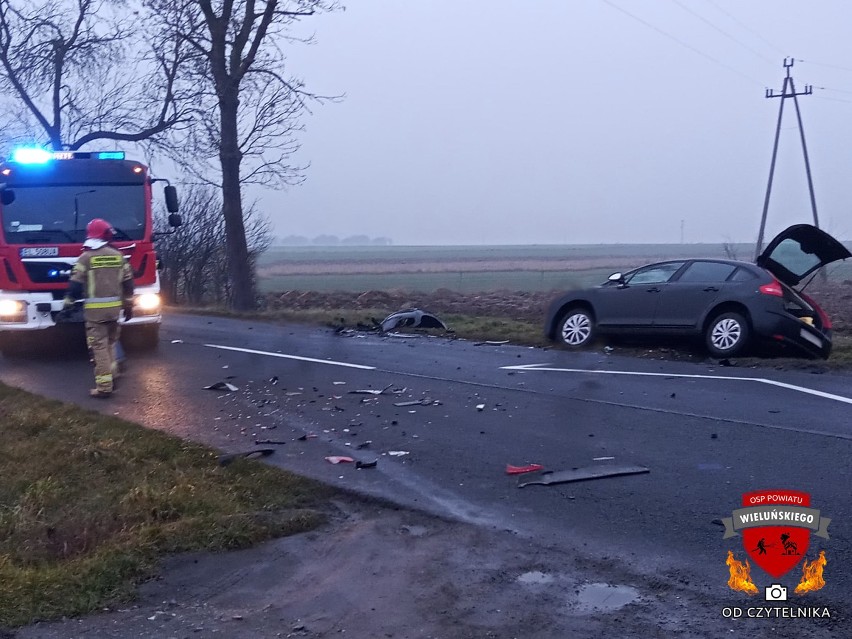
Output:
[726,551,759,594]
[795,551,827,594]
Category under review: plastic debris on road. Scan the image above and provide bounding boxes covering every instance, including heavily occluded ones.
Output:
[349,383,394,396]
[506,463,544,475]
[476,404,486,411]
[518,464,649,488]
[356,459,378,469]
[387,450,410,457]
[204,381,238,392]
[394,398,438,407]
[325,456,355,464]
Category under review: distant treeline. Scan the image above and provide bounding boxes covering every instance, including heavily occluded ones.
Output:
[276,234,393,246]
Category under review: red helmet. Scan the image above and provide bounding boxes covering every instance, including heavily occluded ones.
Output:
[86,218,114,241]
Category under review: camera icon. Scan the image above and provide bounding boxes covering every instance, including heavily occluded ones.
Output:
[764,584,788,601]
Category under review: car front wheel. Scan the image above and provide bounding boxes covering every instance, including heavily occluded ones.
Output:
[557,307,596,348]
[705,312,749,357]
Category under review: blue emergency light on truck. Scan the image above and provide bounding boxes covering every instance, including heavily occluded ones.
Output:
[0,149,181,354]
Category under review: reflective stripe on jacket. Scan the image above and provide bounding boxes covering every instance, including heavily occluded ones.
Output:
[69,245,134,322]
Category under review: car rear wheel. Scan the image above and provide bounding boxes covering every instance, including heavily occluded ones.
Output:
[557,307,596,348]
[705,312,749,358]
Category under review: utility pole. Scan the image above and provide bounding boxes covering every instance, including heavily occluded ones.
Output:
[755,58,818,260]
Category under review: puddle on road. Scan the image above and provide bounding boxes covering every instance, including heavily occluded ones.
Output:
[516,571,555,585]
[573,583,639,613]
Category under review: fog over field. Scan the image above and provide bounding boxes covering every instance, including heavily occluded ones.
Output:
[264,1,852,246]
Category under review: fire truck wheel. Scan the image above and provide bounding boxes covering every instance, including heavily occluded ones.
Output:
[121,325,160,352]
[0,333,32,358]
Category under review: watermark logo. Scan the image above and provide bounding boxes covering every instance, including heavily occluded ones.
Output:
[722,490,830,586]
[722,490,831,618]
[720,490,832,620]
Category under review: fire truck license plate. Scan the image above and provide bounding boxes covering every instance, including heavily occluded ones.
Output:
[20,247,59,257]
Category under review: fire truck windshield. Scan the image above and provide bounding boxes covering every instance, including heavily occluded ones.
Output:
[1,184,146,243]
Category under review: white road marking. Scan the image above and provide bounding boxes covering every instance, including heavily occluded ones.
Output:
[500,363,852,406]
[204,344,376,370]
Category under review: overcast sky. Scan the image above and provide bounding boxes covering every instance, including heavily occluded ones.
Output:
[260,1,852,245]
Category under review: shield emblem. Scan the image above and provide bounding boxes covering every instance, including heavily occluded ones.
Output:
[741,490,811,579]
[743,526,809,578]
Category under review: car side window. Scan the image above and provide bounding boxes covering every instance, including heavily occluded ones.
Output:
[626,262,684,285]
[677,261,736,283]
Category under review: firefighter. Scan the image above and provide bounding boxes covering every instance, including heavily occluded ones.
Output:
[64,218,134,398]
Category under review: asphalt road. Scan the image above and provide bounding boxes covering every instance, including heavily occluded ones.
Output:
[2,311,850,637]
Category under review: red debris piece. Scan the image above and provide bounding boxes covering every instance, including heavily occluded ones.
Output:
[506,463,544,475]
[325,456,355,464]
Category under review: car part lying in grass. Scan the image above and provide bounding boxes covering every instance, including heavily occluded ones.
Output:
[218,448,276,466]
[380,309,448,332]
[517,464,649,487]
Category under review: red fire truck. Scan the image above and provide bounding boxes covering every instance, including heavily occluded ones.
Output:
[0,149,181,355]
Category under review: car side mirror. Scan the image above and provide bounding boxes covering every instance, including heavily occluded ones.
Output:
[608,272,625,284]
[1,189,15,205]
[167,213,182,228]
[164,185,179,213]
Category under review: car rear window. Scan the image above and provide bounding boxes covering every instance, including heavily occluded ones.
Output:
[729,267,756,282]
[677,261,736,283]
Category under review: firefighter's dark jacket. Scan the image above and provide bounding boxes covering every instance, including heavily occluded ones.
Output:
[67,244,134,322]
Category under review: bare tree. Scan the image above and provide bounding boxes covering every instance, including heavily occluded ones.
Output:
[0,0,195,150]
[150,0,338,310]
[155,183,271,305]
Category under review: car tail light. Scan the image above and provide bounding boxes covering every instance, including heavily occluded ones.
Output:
[799,291,831,330]
[759,279,783,297]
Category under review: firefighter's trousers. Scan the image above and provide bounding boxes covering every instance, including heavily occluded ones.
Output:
[86,320,121,393]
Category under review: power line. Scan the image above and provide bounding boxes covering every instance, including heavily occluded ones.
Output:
[815,86,852,96]
[671,0,775,65]
[600,0,765,87]
[797,59,852,74]
[814,95,852,105]
[702,0,788,57]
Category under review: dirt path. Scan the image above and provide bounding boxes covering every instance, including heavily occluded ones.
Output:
[17,498,714,639]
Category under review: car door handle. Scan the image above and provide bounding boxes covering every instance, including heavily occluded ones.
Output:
[703,286,719,292]
[646,287,661,293]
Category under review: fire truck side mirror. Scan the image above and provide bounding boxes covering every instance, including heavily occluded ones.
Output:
[168,213,182,228]
[1,189,15,205]
[164,185,179,213]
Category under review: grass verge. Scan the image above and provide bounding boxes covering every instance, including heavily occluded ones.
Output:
[0,384,332,628]
[174,306,550,347]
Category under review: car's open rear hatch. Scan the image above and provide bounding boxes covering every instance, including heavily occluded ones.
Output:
[757,224,851,287]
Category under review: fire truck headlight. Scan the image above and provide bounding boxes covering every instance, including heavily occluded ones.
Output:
[135,293,160,312]
[0,299,26,321]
